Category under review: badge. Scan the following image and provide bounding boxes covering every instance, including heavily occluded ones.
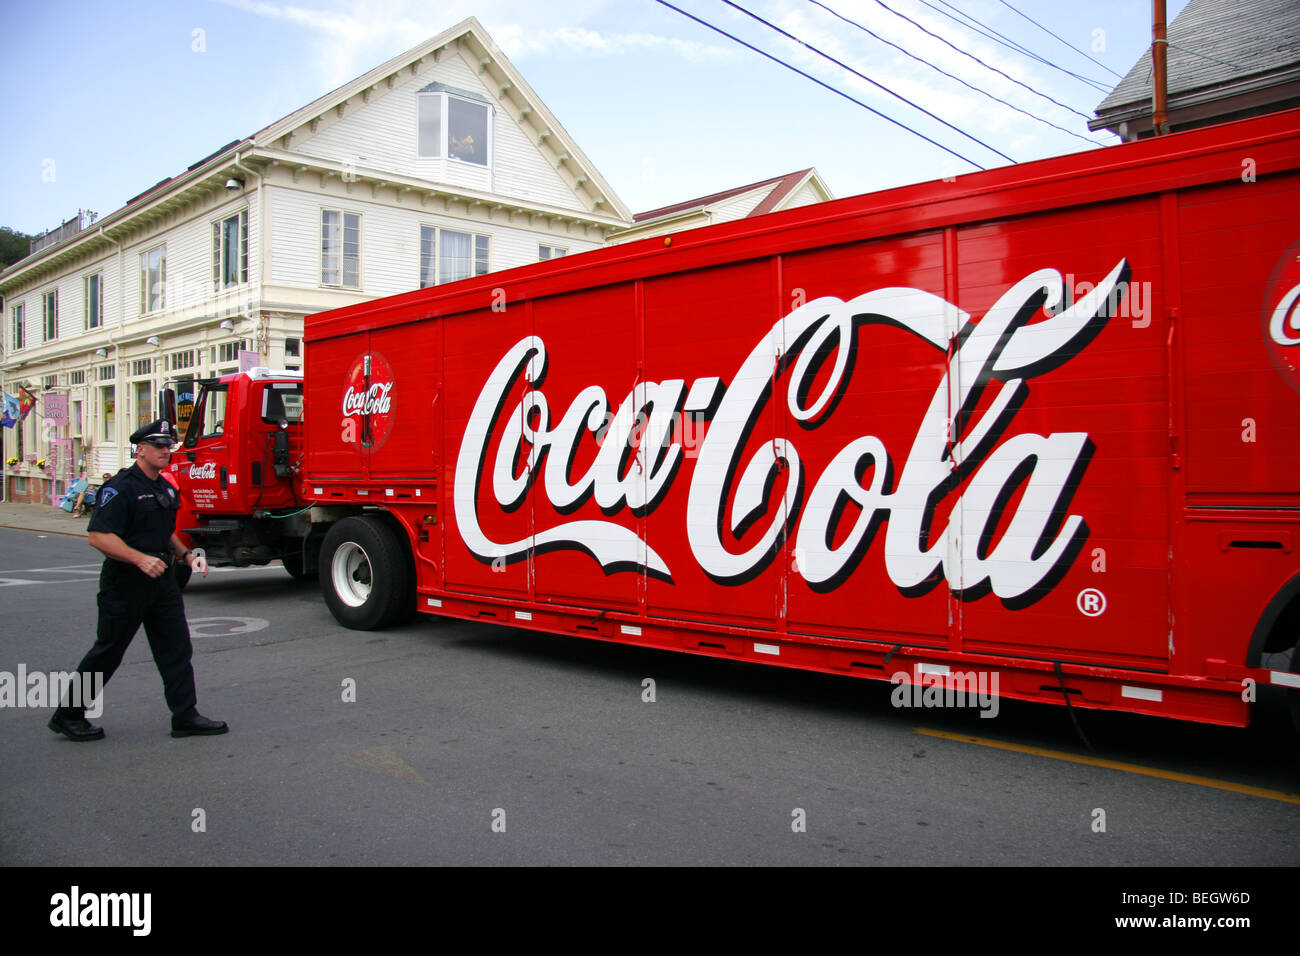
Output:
[98,488,118,507]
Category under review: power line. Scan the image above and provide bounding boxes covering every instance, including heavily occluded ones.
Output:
[871,0,1101,121]
[651,0,988,170]
[997,0,1122,79]
[807,0,1106,147]
[719,0,1016,164]
[926,0,1111,94]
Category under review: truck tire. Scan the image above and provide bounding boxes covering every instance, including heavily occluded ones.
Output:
[319,516,409,630]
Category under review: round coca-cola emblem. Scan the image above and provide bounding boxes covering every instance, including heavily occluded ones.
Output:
[342,352,395,450]
[1264,238,1300,394]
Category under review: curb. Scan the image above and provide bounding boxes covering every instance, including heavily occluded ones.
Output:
[0,520,88,538]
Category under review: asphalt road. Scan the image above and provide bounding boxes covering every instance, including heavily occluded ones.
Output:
[1,526,1297,867]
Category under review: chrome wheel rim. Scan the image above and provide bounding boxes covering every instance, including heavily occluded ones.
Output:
[331,542,373,608]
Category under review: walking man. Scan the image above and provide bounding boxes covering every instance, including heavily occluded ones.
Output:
[49,419,228,741]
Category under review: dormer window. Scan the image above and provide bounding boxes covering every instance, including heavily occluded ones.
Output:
[417,83,491,167]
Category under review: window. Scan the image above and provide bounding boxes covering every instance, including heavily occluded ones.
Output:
[539,245,567,261]
[97,364,114,381]
[84,273,103,329]
[139,244,166,313]
[438,229,489,284]
[131,359,152,377]
[419,226,437,288]
[170,349,196,371]
[321,210,360,288]
[133,380,152,429]
[100,385,115,439]
[43,374,58,389]
[10,303,23,351]
[213,210,249,289]
[218,340,246,364]
[175,378,196,438]
[42,290,58,341]
[261,382,304,425]
[284,337,300,358]
[417,87,491,167]
[70,370,86,386]
[186,383,229,444]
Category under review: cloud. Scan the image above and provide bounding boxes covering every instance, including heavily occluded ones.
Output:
[493,24,732,62]
[212,0,731,90]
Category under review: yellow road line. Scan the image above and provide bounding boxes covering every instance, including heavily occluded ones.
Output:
[916,728,1300,805]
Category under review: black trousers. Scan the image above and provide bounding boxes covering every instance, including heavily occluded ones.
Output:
[60,560,198,719]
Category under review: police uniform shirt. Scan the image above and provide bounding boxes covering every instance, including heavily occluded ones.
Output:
[88,465,179,553]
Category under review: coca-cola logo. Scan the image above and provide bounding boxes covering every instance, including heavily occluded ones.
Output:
[455,261,1132,607]
[342,353,395,449]
[189,462,217,480]
[1264,239,1300,394]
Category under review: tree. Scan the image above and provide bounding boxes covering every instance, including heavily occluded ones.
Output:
[0,227,34,269]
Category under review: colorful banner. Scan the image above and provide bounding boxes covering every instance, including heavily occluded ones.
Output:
[0,392,18,428]
[17,386,36,422]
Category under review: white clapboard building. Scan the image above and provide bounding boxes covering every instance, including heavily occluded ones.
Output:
[0,17,629,503]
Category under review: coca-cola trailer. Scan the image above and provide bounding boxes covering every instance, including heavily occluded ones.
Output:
[178,109,1300,732]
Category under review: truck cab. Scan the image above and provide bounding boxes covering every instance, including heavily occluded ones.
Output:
[166,368,313,576]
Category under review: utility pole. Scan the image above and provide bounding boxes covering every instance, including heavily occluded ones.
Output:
[1152,0,1170,135]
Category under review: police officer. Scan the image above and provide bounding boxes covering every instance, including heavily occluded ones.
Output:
[48,419,228,741]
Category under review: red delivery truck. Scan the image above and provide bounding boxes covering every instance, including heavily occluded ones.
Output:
[170,108,1300,732]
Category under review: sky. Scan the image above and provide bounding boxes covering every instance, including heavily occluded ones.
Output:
[0,0,1189,235]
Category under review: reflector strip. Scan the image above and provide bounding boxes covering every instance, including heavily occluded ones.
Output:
[621,624,641,636]
[1271,671,1300,689]
[515,610,532,620]
[754,643,780,656]
[1121,685,1162,702]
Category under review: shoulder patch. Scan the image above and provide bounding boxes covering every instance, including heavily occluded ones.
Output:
[98,487,118,507]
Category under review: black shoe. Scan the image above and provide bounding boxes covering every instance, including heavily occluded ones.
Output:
[48,712,105,741]
[171,713,228,737]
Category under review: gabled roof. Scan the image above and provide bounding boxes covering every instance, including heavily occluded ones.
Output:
[1091,0,1300,136]
[632,169,822,222]
[610,169,832,243]
[252,17,628,221]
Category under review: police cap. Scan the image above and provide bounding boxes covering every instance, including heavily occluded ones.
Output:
[130,419,179,447]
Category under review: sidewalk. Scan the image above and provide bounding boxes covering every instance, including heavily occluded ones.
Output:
[0,501,90,537]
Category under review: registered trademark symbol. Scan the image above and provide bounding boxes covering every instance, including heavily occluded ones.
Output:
[1076,588,1106,617]
[187,616,270,637]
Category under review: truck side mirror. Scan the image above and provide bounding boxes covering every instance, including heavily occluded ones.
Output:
[160,387,178,428]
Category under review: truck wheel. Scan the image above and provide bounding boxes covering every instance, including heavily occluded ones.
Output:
[320,517,409,630]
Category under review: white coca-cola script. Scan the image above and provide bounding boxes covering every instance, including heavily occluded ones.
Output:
[188,462,217,480]
[454,262,1131,605]
[1269,282,1300,347]
[342,382,393,417]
